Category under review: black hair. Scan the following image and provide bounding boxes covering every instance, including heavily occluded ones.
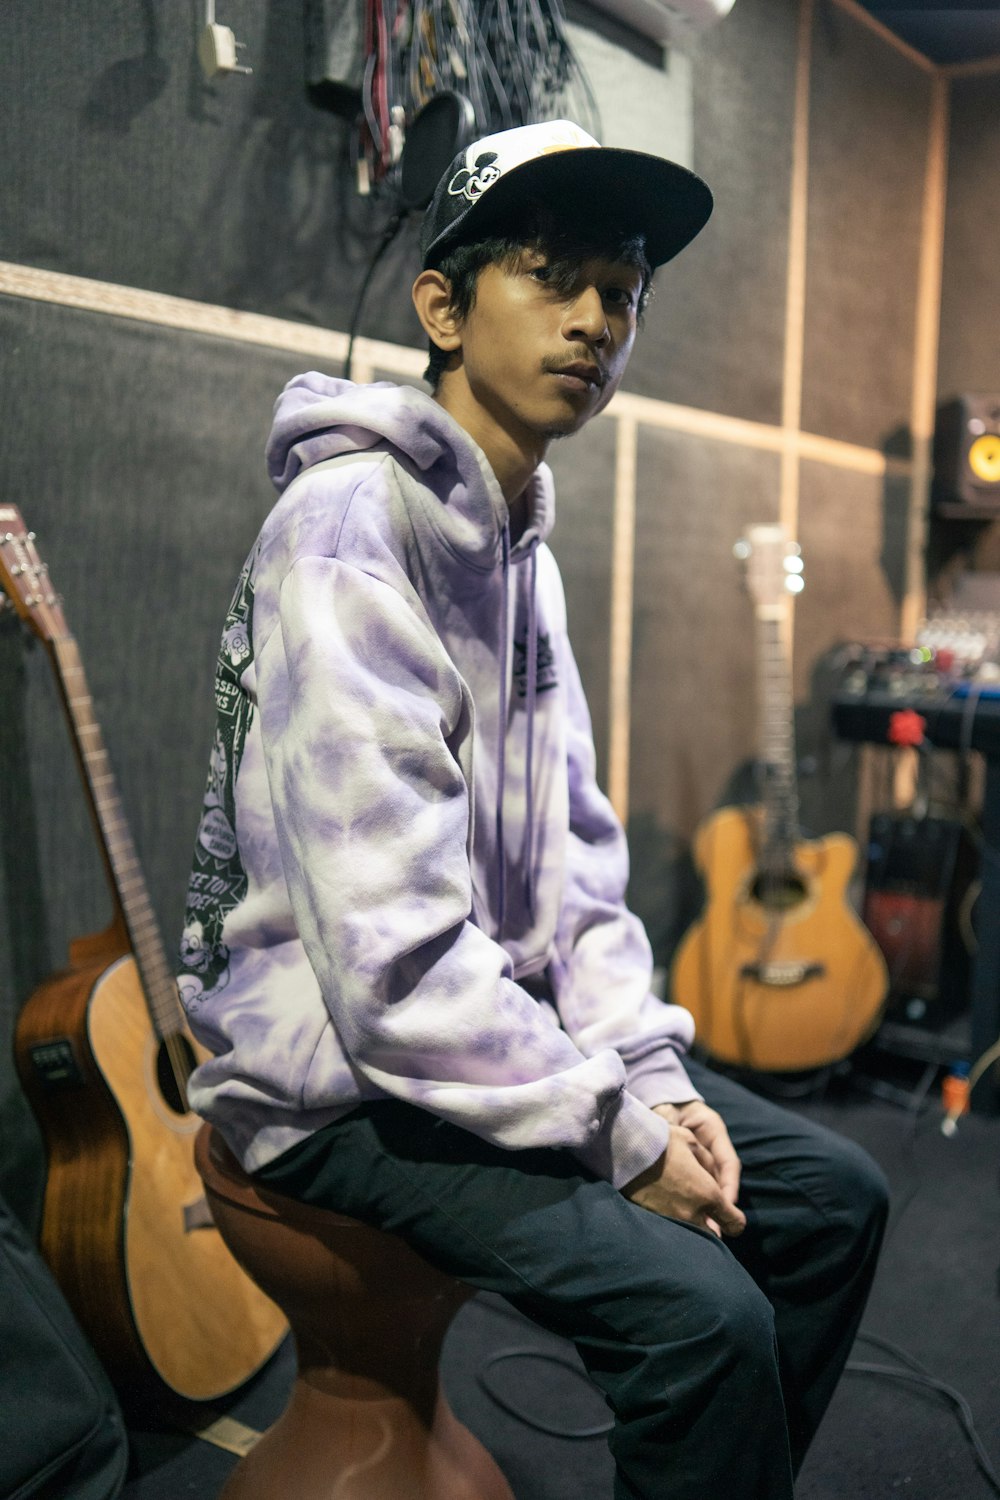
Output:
[422,198,654,391]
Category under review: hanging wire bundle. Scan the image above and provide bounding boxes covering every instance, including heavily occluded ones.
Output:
[357,0,601,193]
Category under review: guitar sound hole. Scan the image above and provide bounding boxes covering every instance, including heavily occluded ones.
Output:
[156,1036,197,1115]
[751,871,807,911]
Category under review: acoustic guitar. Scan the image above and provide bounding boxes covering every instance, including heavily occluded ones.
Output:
[671,523,888,1071]
[0,506,286,1405]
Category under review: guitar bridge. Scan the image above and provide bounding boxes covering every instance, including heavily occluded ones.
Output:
[740,960,825,987]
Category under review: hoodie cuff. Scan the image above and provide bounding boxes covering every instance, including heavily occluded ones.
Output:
[625,1048,703,1111]
[573,1088,671,1190]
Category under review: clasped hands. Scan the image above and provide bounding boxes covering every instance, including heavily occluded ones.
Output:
[622,1100,747,1239]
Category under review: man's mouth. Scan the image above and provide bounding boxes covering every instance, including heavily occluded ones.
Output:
[549,362,604,391]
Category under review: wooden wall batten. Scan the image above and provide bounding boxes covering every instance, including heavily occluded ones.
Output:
[0,262,426,380]
[830,0,936,74]
[902,71,950,643]
[941,54,1000,81]
[608,415,638,822]
[780,0,813,544]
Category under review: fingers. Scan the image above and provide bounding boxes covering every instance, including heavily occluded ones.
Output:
[671,1111,745,1237]
[626,1110,749,1236]
[711,1194,747,1237]
[675,1104,742,1205]
[623,1115,747,1237]
[718,1156,741,1206]
[687,1175,745,1238]
[675,1124,715,1179]
[711,1133,741,1205]
[692,1154,746,1237]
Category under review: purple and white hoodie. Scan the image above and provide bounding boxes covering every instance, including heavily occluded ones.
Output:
[177,373,699,1188]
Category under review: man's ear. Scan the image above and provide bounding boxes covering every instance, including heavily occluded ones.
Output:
[412,270,463,352]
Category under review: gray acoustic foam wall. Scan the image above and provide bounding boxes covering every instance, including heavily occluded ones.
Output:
[545,419,618,787]
[801,7,931,453]
[794,460,908,840]
[0,0,426,348]
[0,294,317,1220]
[627,428,782,962]
[623,0,797,424]
[938,75,1000,401]
[795,461,908,700]
[0,0,800,424]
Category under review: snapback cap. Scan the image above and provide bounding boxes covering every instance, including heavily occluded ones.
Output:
[419,118,713,270]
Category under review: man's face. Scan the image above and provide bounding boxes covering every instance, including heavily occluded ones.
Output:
[452,248,643,450]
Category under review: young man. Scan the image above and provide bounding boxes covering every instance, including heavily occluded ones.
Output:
[178,120,887,1499]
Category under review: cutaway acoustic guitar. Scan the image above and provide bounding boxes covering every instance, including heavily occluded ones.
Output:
[671,524,888,1071]
[0,505,286,1405]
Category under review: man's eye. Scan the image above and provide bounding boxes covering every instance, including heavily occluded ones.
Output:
[529,265,554,283]
[605,286,637,308]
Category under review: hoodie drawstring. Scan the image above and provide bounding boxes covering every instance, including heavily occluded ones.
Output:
[523,544,538,924]
[495,523,510,939]
[496,526,540,941]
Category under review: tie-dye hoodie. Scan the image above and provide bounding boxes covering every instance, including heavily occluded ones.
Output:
[177,372,699,1188]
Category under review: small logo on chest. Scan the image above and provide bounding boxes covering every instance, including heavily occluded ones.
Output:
[513,631,558,698]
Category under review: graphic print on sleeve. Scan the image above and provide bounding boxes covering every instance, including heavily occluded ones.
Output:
[178,544,258,1014]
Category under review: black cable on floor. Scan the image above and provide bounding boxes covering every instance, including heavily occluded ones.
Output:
[475,1311,1000,1483]
[848,1332,1000,1497]
[476,1345,612,1439]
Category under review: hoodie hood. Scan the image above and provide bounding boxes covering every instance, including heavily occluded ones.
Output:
[265,373,556,567]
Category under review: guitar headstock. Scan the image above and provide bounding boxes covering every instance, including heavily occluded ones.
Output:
[734,523,805,615]
[0,504,69,643]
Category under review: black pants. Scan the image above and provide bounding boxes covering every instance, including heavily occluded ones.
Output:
[255,1059,888,1500]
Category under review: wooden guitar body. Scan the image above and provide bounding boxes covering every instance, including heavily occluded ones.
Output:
[672,805,888,1071]
[16,942,286,1405]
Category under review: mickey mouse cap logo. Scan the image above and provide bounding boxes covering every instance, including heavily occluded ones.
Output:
[448,152,501,203]
[446,120,599,207]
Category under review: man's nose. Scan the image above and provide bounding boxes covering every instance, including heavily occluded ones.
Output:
[563,286,610,346]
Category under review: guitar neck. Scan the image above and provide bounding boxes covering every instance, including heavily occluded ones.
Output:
[756,610,800,858]
[50,634,184,1041]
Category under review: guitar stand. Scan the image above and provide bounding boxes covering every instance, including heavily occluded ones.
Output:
[847,1058,941,1114]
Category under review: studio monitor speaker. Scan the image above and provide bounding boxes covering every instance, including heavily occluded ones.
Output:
[933,394,1000,517]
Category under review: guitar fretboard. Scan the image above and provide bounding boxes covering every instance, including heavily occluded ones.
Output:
[755,612,800,865]
[52,635,185,1042]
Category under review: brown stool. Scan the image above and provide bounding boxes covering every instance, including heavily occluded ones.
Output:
[194,1123,515,1500]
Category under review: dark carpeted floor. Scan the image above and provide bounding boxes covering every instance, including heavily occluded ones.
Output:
[121,1064,1000,1500]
